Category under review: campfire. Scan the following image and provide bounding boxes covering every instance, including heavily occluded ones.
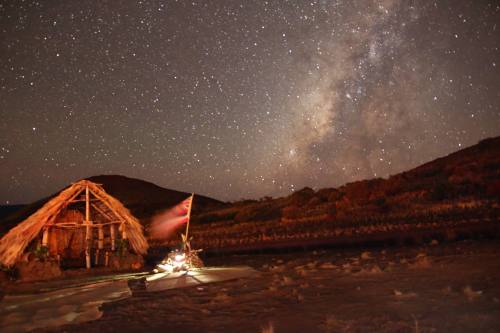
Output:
[150,194,204,274]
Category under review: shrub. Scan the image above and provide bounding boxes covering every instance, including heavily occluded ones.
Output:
[430,181,451,201]
[326,203,337,218]
[307,196,322,207]
[287,187,315,205]
[234,203,281,222]
[0,263,18,280]
[34,244,49,261]
[282,205,301,219]
[194,209,238,224]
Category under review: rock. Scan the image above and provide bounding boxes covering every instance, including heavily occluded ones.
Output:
[213,292,231,303]
[361,251,372,260]
[463,285,482,301]
[269,264,285,273]
[295,267,308,276]
[321,315,349,332]
[409,256,432,269]
[281,276,294,286]
[306,261,317,269]
[355,265,383,275]
[369,265,383,274]
[393,289,417,298]
[17,259,62,282]
[319,262,337,269]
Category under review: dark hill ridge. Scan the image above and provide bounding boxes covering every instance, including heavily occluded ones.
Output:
[333,136,500,205]
[185,137,500,251]
[86,175,225,218]
[0,205,25,220]
[0,175,225,236]
[195,136,500,224]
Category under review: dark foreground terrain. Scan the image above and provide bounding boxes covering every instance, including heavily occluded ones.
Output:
[27,239,500,333]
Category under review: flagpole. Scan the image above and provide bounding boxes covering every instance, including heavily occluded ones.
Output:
[184,193,194,250]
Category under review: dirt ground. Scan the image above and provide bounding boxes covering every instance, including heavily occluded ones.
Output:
[25,239,500,332]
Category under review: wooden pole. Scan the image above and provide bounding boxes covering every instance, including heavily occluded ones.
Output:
[110,224,116,251]
[85,185,91,269]
[184,193,194,251]
[42,228,49,247]
[91,202,114,221]
[96,224,104,265]
[98,225,104,249]
[121,223,127,240]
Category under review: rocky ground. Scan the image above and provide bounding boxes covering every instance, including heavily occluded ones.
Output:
[26,239,500,333]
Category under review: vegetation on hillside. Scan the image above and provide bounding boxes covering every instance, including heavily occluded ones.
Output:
[162,137,500,251]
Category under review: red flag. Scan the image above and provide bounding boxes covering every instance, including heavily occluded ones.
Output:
[150,195,193,240]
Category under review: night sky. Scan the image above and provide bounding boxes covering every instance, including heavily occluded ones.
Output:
[1,1,499,204]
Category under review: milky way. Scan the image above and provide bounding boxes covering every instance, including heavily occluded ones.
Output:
[0,0,499,203]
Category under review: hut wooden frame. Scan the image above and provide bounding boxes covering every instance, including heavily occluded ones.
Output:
[0,180,148,268]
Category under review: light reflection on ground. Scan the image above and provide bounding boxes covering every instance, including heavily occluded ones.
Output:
[0,267,257,332]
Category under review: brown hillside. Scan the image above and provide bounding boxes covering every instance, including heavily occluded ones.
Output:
[186,137,500,251]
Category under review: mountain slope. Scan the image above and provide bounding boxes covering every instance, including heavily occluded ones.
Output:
[86,175,224,218]
[186,136,500,251]
[0,205,25,220]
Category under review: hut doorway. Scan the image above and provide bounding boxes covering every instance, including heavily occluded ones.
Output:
[48,210,87,268]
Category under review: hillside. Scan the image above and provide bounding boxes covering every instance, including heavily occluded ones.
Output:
[184,137,500,251]
[0,175,225,236]
[1,138,498,251]
[0,205,25,221]
[85,175,225,218]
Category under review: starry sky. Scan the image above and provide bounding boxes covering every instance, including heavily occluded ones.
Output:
[1,0,499,204]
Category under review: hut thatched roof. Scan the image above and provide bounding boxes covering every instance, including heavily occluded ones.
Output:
[0,180,148,267]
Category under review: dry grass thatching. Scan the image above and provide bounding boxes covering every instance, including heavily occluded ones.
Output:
[0,180,148,267]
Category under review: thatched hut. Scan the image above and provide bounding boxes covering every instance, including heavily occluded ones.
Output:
[0,180,148,274]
